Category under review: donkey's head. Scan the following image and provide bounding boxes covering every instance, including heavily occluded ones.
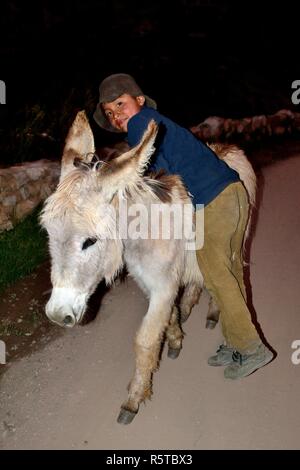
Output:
[41,111,158,327]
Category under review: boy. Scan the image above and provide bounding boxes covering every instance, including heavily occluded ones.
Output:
[93,73,273,379]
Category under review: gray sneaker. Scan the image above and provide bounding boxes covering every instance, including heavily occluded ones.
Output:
[224,344,273,379]
[208,344,235,366]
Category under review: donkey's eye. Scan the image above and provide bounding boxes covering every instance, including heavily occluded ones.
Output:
[82,237,97,250]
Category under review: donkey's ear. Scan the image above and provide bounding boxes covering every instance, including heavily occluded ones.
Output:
[98,119,158,199]
[60,110,95,181]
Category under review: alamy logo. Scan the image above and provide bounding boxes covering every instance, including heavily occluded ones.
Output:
[291,340,300,365]
[0,80,6,104]
[0,340,6,364]
[291,80,300,105]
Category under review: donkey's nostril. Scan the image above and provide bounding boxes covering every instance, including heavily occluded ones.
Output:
[63,315,74,326]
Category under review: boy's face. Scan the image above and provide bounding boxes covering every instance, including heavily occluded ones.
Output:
[102,93,145,132]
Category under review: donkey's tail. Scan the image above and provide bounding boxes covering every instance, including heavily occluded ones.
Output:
[209,143,256,206]
[209,143,256,255]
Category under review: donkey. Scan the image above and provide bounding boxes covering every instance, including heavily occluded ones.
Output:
[41,111,256,424]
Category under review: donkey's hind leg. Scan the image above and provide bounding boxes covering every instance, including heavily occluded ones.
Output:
[117,288,176,425]
[166,305,184,359]
[180,282,202,323]
[205,294,220,329]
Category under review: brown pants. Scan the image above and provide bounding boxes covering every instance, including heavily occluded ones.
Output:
[196,182,261,353]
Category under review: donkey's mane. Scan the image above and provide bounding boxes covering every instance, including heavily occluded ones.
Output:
[41,169,89,223]
[41,164,190,226]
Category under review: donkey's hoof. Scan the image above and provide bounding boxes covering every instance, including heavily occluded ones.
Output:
[168,347,181,359]
[180,313,190,324]
[117,408,137,425]
[206,319,217,329]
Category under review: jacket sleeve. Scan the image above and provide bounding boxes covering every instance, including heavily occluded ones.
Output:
[127,109,173,174]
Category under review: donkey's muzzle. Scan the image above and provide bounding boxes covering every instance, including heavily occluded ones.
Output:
[46,304,77,328]
[45,287,89,327]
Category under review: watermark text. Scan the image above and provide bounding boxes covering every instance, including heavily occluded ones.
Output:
[97,195,204,250]
[0,340,6,364]
[291,80,300,105]
[291,340,300,365]
[0,80,6,104]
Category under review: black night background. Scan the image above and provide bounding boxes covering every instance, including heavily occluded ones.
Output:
[0,0,300,164]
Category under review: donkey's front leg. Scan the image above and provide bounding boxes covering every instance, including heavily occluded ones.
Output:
[117,291,175,425]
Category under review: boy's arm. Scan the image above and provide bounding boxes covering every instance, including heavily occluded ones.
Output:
[127,113,154,148]
[127,111,170,173]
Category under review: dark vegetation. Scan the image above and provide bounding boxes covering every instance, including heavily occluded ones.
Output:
[0,206,47,292]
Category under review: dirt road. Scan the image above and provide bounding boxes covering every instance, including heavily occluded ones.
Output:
[0,156,300,449]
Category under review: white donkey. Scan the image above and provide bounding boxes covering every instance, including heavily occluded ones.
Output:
[41,111,256,424]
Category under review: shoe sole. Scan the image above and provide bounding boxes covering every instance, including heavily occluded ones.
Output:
[208,359,233,367]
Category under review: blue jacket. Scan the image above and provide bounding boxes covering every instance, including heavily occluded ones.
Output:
[127,107,239,207]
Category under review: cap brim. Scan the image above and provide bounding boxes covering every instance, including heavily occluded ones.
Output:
[144,95,157,110]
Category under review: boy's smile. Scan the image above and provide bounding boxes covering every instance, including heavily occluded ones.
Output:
[102,93,145,132]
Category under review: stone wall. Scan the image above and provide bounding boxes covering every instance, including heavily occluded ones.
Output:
[0,160,60,232]
[190,109,300,142]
